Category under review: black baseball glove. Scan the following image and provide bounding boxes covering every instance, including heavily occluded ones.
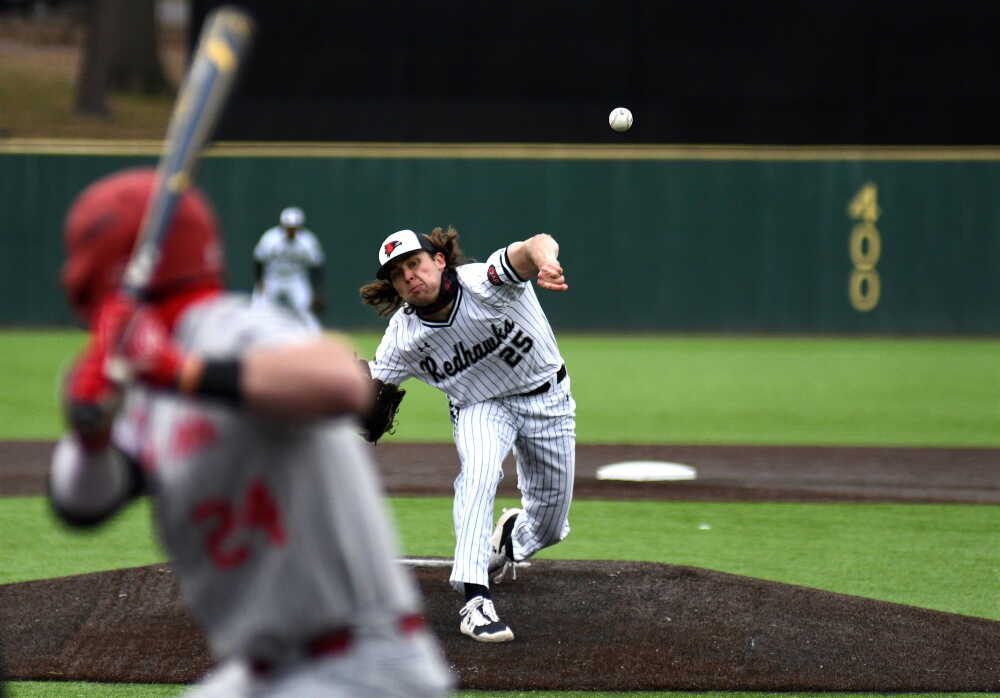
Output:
[360,379,406,443]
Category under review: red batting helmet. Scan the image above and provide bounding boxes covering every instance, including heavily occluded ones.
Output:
[61,167,223,320]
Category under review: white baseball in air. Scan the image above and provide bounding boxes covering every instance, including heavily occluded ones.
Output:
[609,106,633,132]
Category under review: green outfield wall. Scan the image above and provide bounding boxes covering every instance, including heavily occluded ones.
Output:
[2,143,999,332]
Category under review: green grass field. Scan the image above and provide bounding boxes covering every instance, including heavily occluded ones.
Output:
[4,330,1000,446]
[2,330,998,698]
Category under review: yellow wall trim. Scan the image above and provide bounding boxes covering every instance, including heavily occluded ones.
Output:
[4,139,1000,161]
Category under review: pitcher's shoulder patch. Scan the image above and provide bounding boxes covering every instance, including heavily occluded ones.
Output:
[487,264,504,286]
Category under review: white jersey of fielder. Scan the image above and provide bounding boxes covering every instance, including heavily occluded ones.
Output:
[371,246,565,407]
[112,295,425,664]
[253,227,324,313]
[254,227,324,280]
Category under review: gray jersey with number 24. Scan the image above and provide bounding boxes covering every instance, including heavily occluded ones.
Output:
[113,294,421,662]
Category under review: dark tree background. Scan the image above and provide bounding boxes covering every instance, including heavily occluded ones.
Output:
[76,0,170,116]
[192,0,1000,145]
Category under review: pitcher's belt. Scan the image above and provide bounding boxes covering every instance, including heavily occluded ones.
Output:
[517,364,567,397]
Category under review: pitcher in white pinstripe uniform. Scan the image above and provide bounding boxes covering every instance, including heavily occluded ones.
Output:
[360,226,576,643]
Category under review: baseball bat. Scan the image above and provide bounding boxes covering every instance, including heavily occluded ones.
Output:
[121,6,255,298]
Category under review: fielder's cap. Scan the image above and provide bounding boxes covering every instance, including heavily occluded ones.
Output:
[376,229,438,280]
[280,206,305,228]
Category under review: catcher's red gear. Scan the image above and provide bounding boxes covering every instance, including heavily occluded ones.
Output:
[61,167,223,322]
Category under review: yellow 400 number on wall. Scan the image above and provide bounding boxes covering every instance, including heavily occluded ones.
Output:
[847,182,881,312]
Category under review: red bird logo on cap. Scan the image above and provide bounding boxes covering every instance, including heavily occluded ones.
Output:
[384,240,402,256]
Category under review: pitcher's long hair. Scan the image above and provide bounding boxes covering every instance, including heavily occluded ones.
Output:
[359,226,471,317]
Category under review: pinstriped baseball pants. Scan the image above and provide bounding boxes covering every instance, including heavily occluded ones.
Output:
[448,376,576,590]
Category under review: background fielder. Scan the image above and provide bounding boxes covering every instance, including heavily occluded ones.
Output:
[360,226,576,643]
[253,206,326,329]
[50,168,452,697]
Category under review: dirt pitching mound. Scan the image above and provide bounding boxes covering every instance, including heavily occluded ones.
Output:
[2,561,998,691]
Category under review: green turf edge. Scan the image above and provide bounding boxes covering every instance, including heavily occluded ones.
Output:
[7,682,181,697]
[6,683,998,698]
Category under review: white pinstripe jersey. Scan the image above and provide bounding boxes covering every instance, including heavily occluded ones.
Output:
[371,246,565,407]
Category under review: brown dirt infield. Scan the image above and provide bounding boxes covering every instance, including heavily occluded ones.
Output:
[4,440,999,503]
[2,440,999,691]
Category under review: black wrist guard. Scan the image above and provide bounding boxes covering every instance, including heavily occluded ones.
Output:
[195,359,244,405]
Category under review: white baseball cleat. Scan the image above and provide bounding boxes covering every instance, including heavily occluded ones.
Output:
[488,507,522,583]
[459,596,514,642]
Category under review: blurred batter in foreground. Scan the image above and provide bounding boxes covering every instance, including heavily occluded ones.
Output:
[49,168,452,697]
